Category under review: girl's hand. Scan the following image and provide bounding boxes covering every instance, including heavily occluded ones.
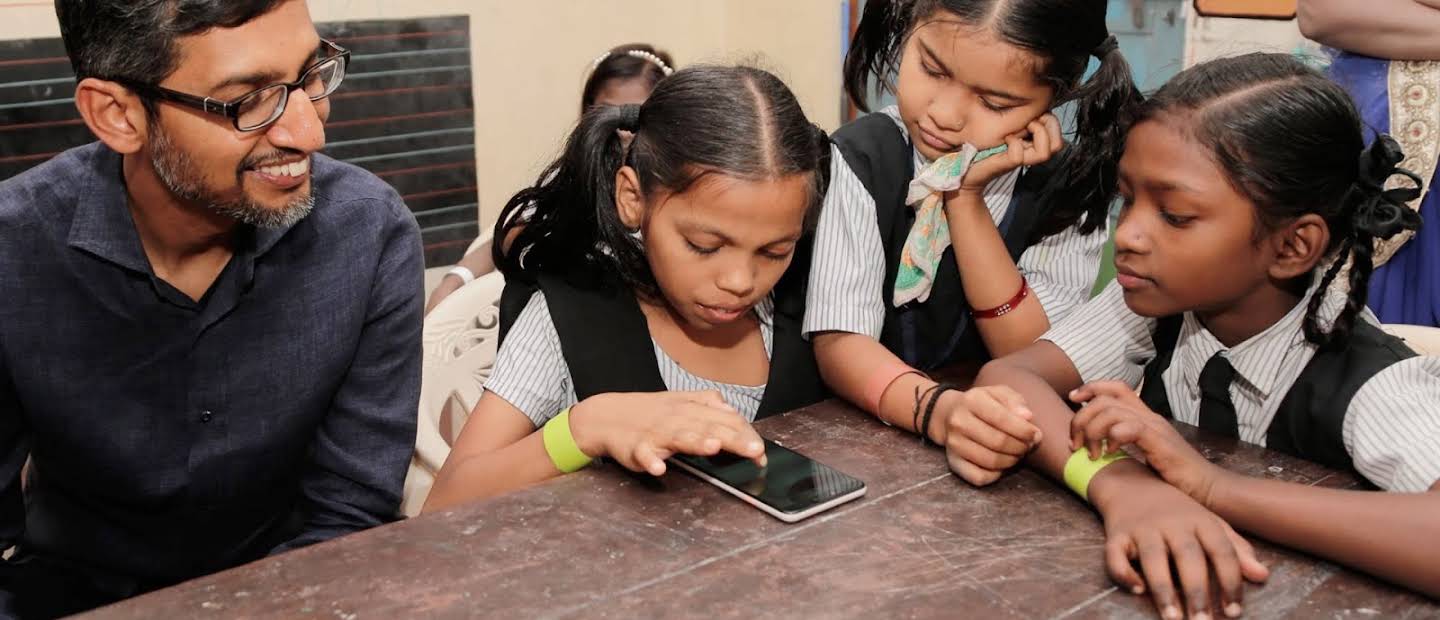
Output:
[1070,381,1227,508]
[1098,481,1270,620]
[956,113,1064,194]
[940,386,1044,486]
[568,390,766,476]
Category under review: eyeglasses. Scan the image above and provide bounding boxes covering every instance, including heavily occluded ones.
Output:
[123,39,351,132]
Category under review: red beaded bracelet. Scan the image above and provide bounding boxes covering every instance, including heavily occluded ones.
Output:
[972,277,1029,319]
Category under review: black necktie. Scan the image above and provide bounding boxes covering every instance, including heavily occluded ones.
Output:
[1197,352,1240,438]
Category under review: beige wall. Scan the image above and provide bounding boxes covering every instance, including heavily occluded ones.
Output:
[0,1,844,235]
[1182,5,1322,67]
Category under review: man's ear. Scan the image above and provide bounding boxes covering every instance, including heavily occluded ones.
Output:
[73,78,150,155]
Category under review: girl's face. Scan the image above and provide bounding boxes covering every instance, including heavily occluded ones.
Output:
[617,171,810,330]
[1112,119,1282,319]
[589,76,653,109]
[895,19,1054,161]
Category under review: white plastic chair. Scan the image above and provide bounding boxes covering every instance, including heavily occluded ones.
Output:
[1383,323,1440,356]
[402,269,506,516]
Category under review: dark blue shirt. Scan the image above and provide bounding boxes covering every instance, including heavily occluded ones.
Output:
[0,142,422,588]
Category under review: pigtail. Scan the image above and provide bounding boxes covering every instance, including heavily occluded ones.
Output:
[1302,134,1424,348]
[807,123,834,230]
[843,0,920,112]
[1034,41,1144,239]
[494,104,639,289]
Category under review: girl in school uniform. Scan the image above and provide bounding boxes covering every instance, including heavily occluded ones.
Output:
[953,53,1440,615]
[425,43,677,314]
[423,65,832,510]
[806,0,1143,444]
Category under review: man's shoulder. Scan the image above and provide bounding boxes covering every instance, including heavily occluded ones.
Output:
[310,154,412,227]
[0,142,105,229]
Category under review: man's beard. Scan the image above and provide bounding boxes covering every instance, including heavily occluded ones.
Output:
[150,125,315,230]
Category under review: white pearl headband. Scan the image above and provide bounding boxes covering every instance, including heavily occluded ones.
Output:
[590,49,675,77]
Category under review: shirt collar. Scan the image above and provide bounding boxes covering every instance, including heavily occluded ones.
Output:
[1175,278,1323,398]
[66,144,151,274]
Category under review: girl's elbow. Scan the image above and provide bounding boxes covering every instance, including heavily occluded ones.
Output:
[1296,0,1340,42]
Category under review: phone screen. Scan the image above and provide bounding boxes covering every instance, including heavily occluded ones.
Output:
[671,439,865,514]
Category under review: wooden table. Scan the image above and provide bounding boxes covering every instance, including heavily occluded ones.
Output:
[86,400,1439,619]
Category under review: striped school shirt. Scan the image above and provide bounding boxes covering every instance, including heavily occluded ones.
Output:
[804,106,1108,339]
[484,291,775,426]
[1045,280,1440,493]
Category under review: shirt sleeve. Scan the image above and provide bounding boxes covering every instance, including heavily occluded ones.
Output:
[482,292,575,428]
[1344,355,1440,492]
[1040,280,1158,387]
[803,144,889,339]
[1018,219,1108,324]
[272,198,424,554]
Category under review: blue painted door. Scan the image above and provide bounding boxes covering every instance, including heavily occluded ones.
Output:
[1109,0,1188,94]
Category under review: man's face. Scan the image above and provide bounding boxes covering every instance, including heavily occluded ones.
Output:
[146,0,329,228]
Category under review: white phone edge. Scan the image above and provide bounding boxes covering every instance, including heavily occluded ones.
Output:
[668,458,868,523]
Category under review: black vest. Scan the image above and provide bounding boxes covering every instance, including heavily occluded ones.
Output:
[496,240,828,420]
[830,113,1050,370]
[1139,315,1417,472]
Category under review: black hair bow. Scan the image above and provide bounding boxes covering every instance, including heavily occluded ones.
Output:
[1353,135,1424,240]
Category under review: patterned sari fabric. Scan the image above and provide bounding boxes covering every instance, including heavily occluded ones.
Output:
[1329,52,1440,327]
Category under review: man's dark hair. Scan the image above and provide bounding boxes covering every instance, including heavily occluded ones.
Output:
[55,0,288,84]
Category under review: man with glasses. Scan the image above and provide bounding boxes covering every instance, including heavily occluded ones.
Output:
[0,1,422,615]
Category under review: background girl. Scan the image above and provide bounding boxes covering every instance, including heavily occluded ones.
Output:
[425,43,677,314]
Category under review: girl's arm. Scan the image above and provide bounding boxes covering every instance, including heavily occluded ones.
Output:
[422,391,561,511]
[1209,476,1440,596]
[944,114,1066,357]
[424,389,764,512]
[812,331,962,439]
[1071,357,1440,596]
[1298,0,1440,60]
[969,347,1269,619]
[424,240,497,315]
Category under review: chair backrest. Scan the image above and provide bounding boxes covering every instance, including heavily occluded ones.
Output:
[1383,323,1440,356]
[402,270,505,516]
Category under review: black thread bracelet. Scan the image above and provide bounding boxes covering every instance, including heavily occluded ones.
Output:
[919,382,964,447]
[913,383,942,443]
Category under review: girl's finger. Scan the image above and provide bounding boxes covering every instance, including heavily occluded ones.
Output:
[969,392,1043,446]
[668,429,713,456]
[1070,399,1102,451]
[1165,531,1214,620]
[1223,523,1271,584]
[985,385,1031,415]
[1028,119,1051,161]
[1042,113,1064,154]
[1196,520,1245,617]
[1072,395,1124,452]
[696,414,765,466]
[947,434,1025,471]
[947,450,1004,486]
[1107,421,1145,448]
[1084,407,1136,458]
[633,441,667,476]
[1105,534,1146,595]
[1136,531,1183,620]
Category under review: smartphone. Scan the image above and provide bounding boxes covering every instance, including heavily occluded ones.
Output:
[669,439,866,523]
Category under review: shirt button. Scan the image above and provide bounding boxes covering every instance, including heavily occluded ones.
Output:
[200,410,214,423]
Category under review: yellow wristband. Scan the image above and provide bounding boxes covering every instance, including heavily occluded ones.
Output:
[1063,448,1130,502]
[542,408,593,473]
